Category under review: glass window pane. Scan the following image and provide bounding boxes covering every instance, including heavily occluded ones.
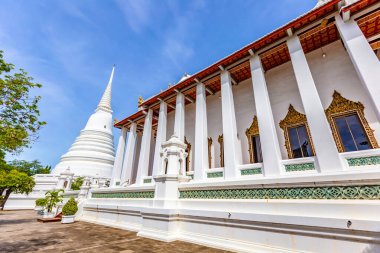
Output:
[346,114,371,151]
[334,117,356,151]
[252,135,263,163]
[288,127,302,158]
[297,125,313,157]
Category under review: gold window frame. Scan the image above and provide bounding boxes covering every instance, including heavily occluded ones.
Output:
[208,137,213,168]
[325,91,378,152]
[218,134,224,167]
[280,105,315,159]
[245,116,260,163]
[184,137,191,172]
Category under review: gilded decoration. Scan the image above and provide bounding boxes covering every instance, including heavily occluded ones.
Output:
[279,105,315,159]
[325,91,378,152]
[138,96,144,106]
[245,116,260,163]
[208,137,213,168]
[179,185,380,200]
[218,134,224,167]
[185,137,191,172]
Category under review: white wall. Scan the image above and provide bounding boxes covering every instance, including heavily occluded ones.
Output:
[206,91,223,168]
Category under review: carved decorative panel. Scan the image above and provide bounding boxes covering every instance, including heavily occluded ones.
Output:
[218,135,224,167]
[245,116,259,163]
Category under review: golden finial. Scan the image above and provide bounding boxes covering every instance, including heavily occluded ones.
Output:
[138,96,144,106]
[113,118,118,124]
[168,83,173,88]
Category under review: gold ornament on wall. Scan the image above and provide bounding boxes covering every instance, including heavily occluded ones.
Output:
[218,134,224,167]
[184,137,191,172]
[208,137,213,168]
[325,91,378,152]
[279,105,315,159]
[245,116,259,163]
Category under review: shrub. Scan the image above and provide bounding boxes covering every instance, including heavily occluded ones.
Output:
[35,198,47,207]
[70,177,83,190]
[62,197,78,216]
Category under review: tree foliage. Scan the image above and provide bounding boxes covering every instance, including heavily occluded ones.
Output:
[45,189,63,213]
[7,159,51,176]
[0,169,35,210]
[0,50,46,154]
[70,177,84,190]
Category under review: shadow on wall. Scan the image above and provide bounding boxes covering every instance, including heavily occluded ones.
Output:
[363,244,380,253]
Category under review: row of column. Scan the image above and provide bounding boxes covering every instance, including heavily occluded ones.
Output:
[112,14,380,185]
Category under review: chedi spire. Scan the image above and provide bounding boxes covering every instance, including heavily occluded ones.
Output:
[96,65,114,113]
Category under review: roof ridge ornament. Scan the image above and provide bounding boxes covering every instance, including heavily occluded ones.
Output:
[96,65,114,113]
[315,0,331,8]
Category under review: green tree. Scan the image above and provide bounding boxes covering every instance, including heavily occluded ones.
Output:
[7,159,51,176]
[0,50,46,155]
[0,169,35,210]
[70,177,83,190]
[45,189,63,213]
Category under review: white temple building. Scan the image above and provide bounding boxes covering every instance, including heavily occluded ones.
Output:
[4,67,116,209]
[76,0,380,252]
[52,67,115,178]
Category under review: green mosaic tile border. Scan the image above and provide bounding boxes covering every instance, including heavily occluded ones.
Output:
[347,156,380,167]
[241,168,262,176]
[92,191,154,199]
[285,162,315,172]
[143,178,152,184]
[179,185,380,200]
[63,194,78,199]
[207,171,223,178]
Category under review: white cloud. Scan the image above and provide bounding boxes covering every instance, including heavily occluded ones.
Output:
[116,0,154,33]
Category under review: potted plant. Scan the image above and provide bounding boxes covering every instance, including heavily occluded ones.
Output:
[61,197,78,224]
[35,198,47,213]
[44,189,64,218]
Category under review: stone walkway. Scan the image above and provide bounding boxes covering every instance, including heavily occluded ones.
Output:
[0,210,230,253]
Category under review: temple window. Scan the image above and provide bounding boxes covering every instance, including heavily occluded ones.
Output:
[280,105,315,159]
[325,91,378,152]
[184,137,191,172]
[245,116,263,163]
[218,135,224,167]
[208,137,213,168]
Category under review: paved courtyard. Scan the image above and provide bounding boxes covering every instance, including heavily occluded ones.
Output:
[0,210,229,253]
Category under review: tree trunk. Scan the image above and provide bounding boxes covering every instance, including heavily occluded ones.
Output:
[0,189,12,210]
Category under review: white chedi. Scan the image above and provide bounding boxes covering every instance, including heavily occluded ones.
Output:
[51,67,116,178]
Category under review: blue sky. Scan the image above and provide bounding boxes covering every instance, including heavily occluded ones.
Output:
[0,0,317,167]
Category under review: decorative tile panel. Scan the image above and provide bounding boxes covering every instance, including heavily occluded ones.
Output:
[285,162,315,172]
[241,168,262,176]
[143,178,152,184]
[207,172,223,178]
[63,194,78,199]
[179,185,380,200]
[92,191,154,199]
[347,156,380,167]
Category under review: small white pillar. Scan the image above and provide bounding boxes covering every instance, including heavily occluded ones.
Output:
[110,127,127,186]
[174,92,185,142]
[120,123,137,185]
[335,14,380,121]
[194,82,209,180]
[135,109,153,184]
[220,71,242,178]
[287,35,344,172]
[249,55,282,176]
[152,101,167,177]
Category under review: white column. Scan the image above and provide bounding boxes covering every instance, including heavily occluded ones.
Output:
[174,92,185,142]
[335,14,380,121]
[135,109,153,184]
[249,56,282,176]
[111,127,127,186]
[120,123,137,185]
[220,71,242,178]
[152,101,167,177]
[287,35,344,172]
[194,82,209,180]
